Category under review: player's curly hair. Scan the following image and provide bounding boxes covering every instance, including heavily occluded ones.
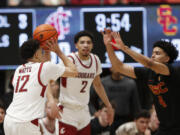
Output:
[153,40,179,63]
[74,30,94,44]
[20,39,40,62]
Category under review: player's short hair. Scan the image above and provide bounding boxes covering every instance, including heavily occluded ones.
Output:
[134,109,150,120]
[20,39,40,61]
[99,100,116,110]
[0,99,5,111]
[153,40,178,63]
[74,30,94,44]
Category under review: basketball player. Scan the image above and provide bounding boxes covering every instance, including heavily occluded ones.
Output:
[58,31,114,135]
[39,101,59,135]
[102,29,180,135]
[3,38,78,135]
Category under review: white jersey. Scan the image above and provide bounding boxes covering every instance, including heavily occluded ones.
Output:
[6,61,65,122]
[39,119,59,135]
[59,52,102,108]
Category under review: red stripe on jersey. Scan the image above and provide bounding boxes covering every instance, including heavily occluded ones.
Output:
[38,63,47,97]
[31,119,39,127]
[68,55,75,64]
[61,77,67,88]
[75,53,93,68]
[94,55,98,73]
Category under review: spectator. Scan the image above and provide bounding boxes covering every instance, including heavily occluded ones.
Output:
[0,100,5,135]
[91,101,116,135]
[8,0,42,6]
[1,75,14,110]
[166,0,180,3]
[90,66,141,133]
[123,0,166,4]
[70,0,110,5]
[116,110,150,135]
[39,101,59,135]
[42,0,66,5]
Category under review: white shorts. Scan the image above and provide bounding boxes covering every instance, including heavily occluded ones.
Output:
[59,105,91,130]
[4,115,41,135]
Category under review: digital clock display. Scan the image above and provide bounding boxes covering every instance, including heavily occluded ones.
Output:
[0,9,35,69]
[80,7,147,67]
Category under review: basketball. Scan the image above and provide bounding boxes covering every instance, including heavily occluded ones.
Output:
[33,24,58,50]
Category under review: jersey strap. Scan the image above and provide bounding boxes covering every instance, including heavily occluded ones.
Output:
[93,55,98,74]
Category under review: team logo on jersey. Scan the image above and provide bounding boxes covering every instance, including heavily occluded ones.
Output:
[45,7,72,40]
[157,5,178,36]
[148,81,168,108]
[60,127,65,134]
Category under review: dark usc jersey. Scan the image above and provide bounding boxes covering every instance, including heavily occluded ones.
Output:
[134,64,180,132]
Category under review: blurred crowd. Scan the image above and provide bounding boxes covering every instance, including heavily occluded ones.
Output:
[0,0,180,7]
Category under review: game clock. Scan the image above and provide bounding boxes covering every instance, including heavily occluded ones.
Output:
[0,9,35,69]
[80,7,147,67]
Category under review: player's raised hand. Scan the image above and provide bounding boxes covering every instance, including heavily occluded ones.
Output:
[107,106,114,126]
[110,32,126,50]
[44,37,59,53]
[101,28,112,46]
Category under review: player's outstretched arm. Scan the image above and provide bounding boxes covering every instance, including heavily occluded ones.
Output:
[45,39,78,77]
[102,29,136,79]
[111,32,170,75]
[92,75,114,125]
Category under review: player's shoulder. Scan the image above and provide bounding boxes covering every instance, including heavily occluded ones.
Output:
[90,53,101,63]
[90,53,100,59]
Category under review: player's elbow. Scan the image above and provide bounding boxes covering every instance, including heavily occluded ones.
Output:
[145,59,154,68]
[70,66,78,77]
[62,67,78,77]
[72,69,78,77]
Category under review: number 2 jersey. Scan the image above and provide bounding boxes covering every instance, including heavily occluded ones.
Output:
[59,52,102,108]
[6,61,65,122]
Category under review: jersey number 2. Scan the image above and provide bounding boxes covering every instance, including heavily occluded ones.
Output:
[80,81,88,93]
[15,75,30,93]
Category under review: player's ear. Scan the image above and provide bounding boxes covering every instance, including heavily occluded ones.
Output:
[34,49,40,59]
[34,51,38,59]
[165,55,170,63]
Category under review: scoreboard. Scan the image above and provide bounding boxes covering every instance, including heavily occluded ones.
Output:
[80,7,147,67]
[0,9,35,69]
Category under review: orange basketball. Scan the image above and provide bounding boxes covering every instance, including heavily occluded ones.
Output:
[33,24,58,50]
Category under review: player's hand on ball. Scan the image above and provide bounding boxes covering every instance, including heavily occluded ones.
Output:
[44,38,59,53]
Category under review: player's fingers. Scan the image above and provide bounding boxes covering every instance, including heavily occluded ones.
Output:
[109,42,117,48]
[45,44,51,50]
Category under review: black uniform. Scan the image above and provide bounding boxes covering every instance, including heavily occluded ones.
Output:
[135,64,180,135]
